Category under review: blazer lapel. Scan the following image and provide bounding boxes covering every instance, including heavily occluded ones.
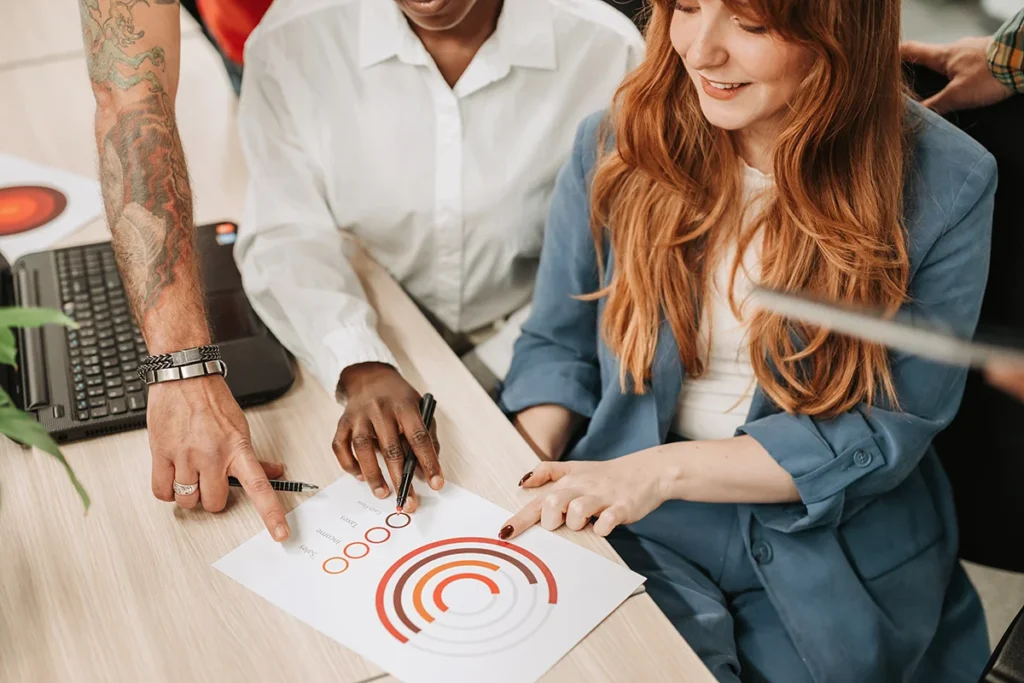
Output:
[650,317,684,441]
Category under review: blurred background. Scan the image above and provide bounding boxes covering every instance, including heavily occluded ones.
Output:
[904,0,1015,40]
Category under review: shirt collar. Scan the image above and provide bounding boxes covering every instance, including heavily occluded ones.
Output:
[493,0,557,71]
[358,0,427,69]
[358,0,557,71]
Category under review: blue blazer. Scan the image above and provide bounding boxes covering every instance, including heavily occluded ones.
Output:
[499,103,997,682]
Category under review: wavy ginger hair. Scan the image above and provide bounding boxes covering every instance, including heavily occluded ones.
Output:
[588,0,911,418]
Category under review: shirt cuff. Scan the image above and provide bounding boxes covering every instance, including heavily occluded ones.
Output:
[319,326,399,403]
[497,361,601,421]
[736,411,885,530]
[986,20,1024,93]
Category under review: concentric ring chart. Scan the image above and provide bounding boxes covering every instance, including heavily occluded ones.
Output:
[213,475,646,683]
[0,154,103,262]
[0,185,68,235]
[376,537,557,655]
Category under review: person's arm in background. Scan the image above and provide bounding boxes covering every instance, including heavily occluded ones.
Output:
[77,0,289,540]
[234,52,443,510]
[900,8,1023,114]
[901,10,1024,402]
[986,8,1024,95]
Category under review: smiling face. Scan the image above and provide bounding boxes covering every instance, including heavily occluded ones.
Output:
[393,0,482,31]
[670,0,811,138]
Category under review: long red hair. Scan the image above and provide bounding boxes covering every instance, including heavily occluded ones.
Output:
[588,0,910,417]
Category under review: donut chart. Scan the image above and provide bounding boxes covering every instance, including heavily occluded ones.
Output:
[0,185,67,235]
[376,537,558,656]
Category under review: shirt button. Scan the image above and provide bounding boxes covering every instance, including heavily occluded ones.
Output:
[853,450,873,467]
[752,541,773,565]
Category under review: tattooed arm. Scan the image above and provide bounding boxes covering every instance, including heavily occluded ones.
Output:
[79,0,198,345]
[78,0,290,541]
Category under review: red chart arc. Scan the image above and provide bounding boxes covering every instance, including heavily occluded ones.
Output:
[376,537,558,656]
[0,185,67,236]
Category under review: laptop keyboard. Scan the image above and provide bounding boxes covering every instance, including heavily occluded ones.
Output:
[57,245,148,422]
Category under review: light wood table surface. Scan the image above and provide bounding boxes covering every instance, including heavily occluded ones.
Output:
[0,3,715,682]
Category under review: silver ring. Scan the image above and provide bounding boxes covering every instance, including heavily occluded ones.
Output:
[173,480,199,496]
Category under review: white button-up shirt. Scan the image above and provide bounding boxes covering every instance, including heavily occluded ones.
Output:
[234,0,644,397]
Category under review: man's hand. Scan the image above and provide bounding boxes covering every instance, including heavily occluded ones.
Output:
[901,37,1014,114]
[148,375,291,541]
[332,363,443,511]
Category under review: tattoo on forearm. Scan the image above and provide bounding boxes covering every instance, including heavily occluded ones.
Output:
[79,0,208,332]
[100,93,201,320]
[80,0,172,94]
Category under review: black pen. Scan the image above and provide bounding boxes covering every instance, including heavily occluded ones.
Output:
[228,476,320,493]
[396,393,436,512]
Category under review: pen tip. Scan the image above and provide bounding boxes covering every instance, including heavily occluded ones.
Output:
[396,506,403,513]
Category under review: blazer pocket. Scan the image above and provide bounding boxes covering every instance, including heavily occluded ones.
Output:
[837,470,945,581]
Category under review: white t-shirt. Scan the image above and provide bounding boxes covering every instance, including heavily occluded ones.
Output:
[671,163,773,441]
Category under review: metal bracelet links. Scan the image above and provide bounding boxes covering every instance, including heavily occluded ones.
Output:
[138,345,228,385]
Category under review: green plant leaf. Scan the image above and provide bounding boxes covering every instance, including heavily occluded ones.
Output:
[0,307,89,509]
[0,327,14,368]
[0,406,89,510]
[0,307,77,368]
[0,307,77,329]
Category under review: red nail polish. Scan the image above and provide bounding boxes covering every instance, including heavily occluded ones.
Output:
[499,525,513,540]
[518,471,532,486]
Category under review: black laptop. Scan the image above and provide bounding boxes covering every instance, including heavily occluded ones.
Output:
[1,221,295,443]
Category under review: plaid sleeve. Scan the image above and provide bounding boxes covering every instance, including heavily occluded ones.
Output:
[987,9,1024,93]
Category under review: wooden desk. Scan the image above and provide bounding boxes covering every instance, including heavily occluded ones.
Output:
[0,4,714,681]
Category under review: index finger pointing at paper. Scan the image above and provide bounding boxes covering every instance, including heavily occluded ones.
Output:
[228,443,290,542]
[499,497,545,541]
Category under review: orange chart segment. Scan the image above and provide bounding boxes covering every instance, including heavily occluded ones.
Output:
[433,573,500,613]
[412,560,499,623]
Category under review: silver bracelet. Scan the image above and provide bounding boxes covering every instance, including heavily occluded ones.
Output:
[141,359,228,385]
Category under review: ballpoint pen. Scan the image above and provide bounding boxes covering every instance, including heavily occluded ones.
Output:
[395,392,436,512]
[227,476,319,493]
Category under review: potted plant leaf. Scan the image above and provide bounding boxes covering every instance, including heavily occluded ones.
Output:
[0,307,89,509]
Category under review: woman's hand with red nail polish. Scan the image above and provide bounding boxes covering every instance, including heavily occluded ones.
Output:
[498,454,667,540]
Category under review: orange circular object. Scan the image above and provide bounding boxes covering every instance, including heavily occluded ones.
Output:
[0,185,67,236]
[322,556,349,575]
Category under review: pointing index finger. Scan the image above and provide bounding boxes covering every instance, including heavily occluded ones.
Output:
[228,442,290,542]
[499,496,544,541]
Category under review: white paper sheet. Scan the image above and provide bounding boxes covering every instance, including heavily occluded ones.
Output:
[213,475,646,683]
[0,154,103,262]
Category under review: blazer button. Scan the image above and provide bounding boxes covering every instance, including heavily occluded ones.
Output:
[752,541,773,565]
[853,450,873,468]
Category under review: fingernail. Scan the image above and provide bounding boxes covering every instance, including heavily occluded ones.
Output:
[518,471,533,486]
[430,475,444,490]
[274,525,289,540]
[499,525,513,540]
[356,474,365,482]
[374,487,389,498]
